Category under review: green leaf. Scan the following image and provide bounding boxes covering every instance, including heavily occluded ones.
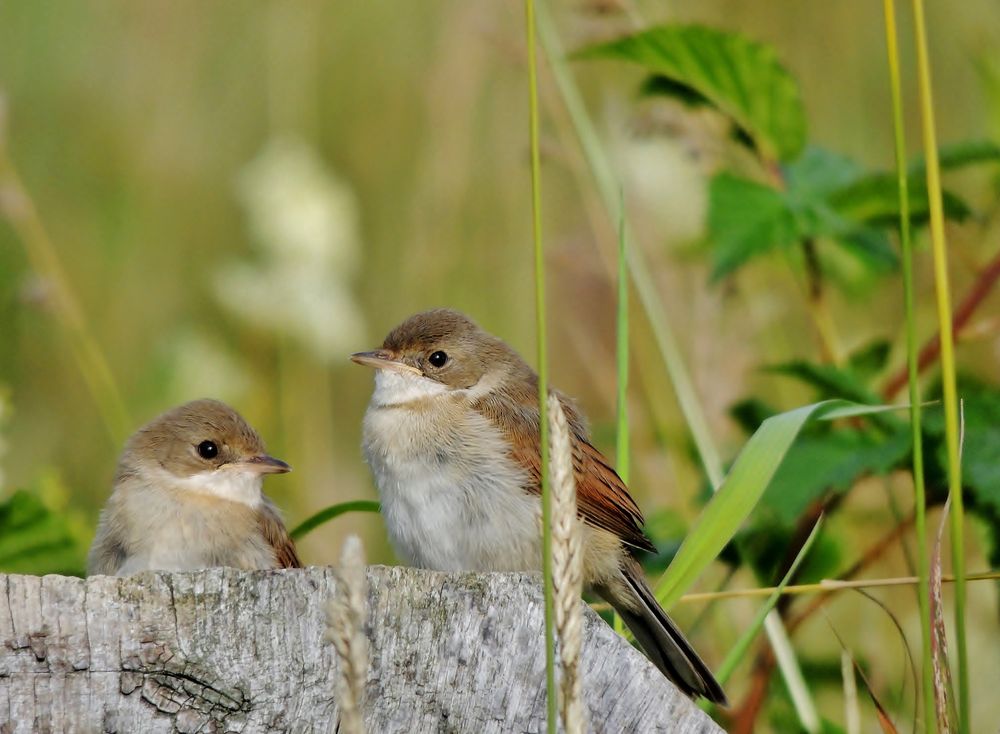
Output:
[708,172,799,279]
[639,75,711,107]
[830,225,899,275]
[289,500,381,540]
[924,377,1000,515]
[765,360,879,404]
[0,490,86,576]
[654,400,900,609]
[784,146,863,200]
[757,428,911,525]
[829,173,971,227]
[577,25,807,162]
[846,339,892,381]
[713,517,824,687]
[728,397,780,434]
[912,139,1000,173]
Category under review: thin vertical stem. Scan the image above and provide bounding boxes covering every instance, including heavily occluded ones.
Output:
[535,7,819,731]
[0,106,130,446]
[613,197,629,638]
[523,2,557,732]
[616,198,630,485]
[535,2,723,490]
[909,1,968,729]
[881,1,935,730]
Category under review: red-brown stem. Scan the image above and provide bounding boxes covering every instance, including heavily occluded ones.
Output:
[722,511,916,732]
[882,248,1000,399]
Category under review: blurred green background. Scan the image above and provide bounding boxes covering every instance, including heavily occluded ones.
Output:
[1,1,999,731]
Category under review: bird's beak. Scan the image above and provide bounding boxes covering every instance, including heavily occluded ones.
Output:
[350,349,421,376]
[242,454,292,475]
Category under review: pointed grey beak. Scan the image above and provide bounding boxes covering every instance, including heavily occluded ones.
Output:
[243,454,291,474]
[350,350,421,375]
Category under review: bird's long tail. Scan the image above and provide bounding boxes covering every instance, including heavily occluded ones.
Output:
[607,558,728,705]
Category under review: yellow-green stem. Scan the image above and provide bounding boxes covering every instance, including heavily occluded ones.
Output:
[523,3,557,733]
[881,2,935,730]
[613,196,629,638]
[910,1,968,729]
[535,7,819,731]
[0,142,129,447]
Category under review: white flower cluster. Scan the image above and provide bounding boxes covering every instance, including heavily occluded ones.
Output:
[216,135,366,362]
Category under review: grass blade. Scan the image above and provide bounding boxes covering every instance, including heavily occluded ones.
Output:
[523,3,557,732]
[536,6,815,728]
[881,3,935,730]
[908,1,968,728]
[713,516,824,686]
[0,100,130,447]
[828,620,901,734]
[289,500,381,541]
[931,496,956,733]
[842,649,861,734]
[655,399,893,609]
[613,195,629,638]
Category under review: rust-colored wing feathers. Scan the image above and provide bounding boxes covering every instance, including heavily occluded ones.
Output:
[478,390,655,553]
[573,438,656,552]
[258,501,303,569]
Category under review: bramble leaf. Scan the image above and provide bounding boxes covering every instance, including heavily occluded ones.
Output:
[578,25,807,162]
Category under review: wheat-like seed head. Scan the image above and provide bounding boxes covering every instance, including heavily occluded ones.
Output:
[548,393,586,734]
[326,534,369,734]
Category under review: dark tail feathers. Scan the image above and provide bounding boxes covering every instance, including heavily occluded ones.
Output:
[609,559,728,705]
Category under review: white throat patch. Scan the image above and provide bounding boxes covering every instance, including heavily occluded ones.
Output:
[371,369,449,407]
[148,465,264,507]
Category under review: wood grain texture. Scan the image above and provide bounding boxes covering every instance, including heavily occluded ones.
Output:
[0,567,723,733]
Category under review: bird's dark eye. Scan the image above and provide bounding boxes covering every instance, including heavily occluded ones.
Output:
[428,350,448,368]
[197,440,218,459]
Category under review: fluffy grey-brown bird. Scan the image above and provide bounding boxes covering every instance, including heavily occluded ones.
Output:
[352,309,725,704]
[87,399,301,576]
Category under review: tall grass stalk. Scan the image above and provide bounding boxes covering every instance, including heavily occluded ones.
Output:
[842,649,861,734]
[523,3,557,732]
[535,6,819,730]
[535,4,723,488]
[713,517,823,688]
[881,2,935,730]
[909,1,968,728]
[613,199,629,638]
[615,201,630,485]
[0,104,130,446]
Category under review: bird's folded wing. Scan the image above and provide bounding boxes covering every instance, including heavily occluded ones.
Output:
[479,393,656,553]
[257,501,303,569]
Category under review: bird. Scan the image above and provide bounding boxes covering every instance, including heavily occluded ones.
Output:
[351,308,726,704]
[87,398,301,576]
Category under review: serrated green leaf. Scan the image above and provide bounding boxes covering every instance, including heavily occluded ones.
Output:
[729,397,780,434]
[847,339,892,380]
[911,139,1000,173]
[655,400,901,609]
[831,225,900,274]
[784,146,863,200]
[765,360,879,404]
[924,378,1000,514]
[639,74,711,107]
[708,172,799,279]
[578,25,806,162]
[758,428,911,524]
[830,173,971,227]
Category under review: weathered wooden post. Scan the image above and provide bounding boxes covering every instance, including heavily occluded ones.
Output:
[0,567,723,733]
